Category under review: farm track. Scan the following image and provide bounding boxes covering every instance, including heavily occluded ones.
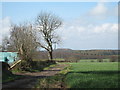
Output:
[2,63,68,89]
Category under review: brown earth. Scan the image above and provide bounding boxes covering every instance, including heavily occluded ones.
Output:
[2,63,68,89]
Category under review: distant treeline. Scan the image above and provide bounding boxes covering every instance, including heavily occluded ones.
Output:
[33,49,119,60]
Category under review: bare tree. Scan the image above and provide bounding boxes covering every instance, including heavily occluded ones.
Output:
[0,45,2,51]
[9,23,39,67]
[1,36,10,51]
[36,12,62,60]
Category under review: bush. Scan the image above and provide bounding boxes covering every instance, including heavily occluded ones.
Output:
[118,56,120,62]
[12,60,56,72]
[109,56,118,62]
[65,56,79,62]
[91,60,94,62]
[97,59,103,62]
[30,60,56,71]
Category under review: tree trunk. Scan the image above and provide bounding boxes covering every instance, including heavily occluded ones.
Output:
[48,51,53,61]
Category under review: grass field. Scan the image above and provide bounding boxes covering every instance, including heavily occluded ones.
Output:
[80,59,110,62]
[69,62,118,72]
[64,62,119,88]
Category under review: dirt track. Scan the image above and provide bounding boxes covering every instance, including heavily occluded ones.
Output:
[2,63,67,89]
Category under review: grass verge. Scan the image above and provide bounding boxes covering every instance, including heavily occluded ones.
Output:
[34,74,64,88]
[43,64,56,70]
[34,64,70,88]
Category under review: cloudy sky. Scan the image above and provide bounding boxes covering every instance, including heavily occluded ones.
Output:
[0,2,118,50]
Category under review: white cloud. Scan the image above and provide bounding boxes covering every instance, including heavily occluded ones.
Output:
[58,21,118,49]
[89,2,110,20]
[89,2,117,20]
[60,22,118,39]
[90,2,107,16]
[93,23,118,33]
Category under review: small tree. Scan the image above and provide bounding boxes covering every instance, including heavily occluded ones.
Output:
[0,45,2,51]
[36,12,62,60]
[9,23,39,68]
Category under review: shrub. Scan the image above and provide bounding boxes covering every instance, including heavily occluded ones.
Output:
[109,56,118,62]
[97,59,103,62]
[118,56,120,62]
[65,56,79,62]
[90,59,95,62]
[11,60,56,72]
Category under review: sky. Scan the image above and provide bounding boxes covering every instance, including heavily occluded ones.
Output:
[0,2,118,50]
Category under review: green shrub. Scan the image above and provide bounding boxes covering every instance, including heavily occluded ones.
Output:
[97,59,103,62]
[109,56,118,62]
[12,60,56,72]
[91,60,94,62]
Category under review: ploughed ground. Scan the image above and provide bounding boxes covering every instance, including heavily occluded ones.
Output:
[2,63,67,89]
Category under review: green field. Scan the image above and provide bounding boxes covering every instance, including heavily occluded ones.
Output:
[80,59,110,62]
[69,62,118,72]
[64,62,119,88]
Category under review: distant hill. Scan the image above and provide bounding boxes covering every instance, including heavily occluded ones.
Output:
[36,48,119,60]
[54,48,73,52]
[54,48,118,55]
